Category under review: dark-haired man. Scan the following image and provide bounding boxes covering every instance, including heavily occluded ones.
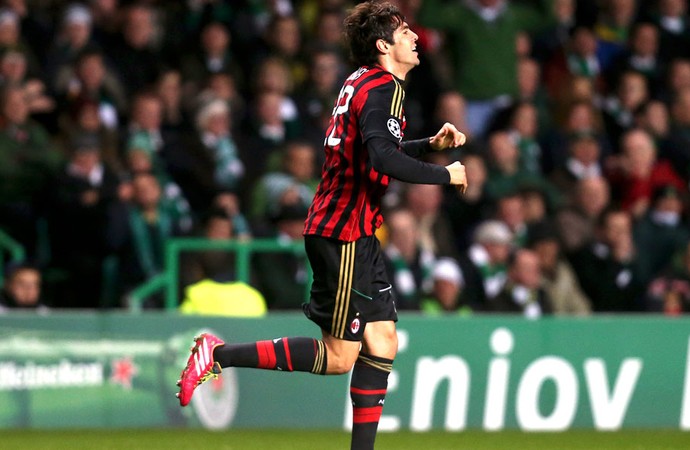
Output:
[177,3,468,448]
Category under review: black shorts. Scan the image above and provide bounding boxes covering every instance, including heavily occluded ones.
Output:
[303,234,398,341]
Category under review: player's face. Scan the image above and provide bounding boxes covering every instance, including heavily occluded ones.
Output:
[389,22,419,69]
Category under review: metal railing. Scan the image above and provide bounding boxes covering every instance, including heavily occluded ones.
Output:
[127,238,310,312]
[0,228,26,286]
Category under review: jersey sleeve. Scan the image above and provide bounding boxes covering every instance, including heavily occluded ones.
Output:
[359,77,405,145]
[368,137,450,184]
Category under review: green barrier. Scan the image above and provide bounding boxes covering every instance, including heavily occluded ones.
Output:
[128,238,310,311]
[1,312,690,431]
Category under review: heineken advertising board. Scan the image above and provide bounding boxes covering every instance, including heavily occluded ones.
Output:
[1,312,689,431]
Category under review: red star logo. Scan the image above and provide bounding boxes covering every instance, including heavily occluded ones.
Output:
[110,356,139,390]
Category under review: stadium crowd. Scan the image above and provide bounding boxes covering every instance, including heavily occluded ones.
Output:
[1,0,690,315]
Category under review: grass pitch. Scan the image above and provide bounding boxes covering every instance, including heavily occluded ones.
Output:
[2,429,689,450]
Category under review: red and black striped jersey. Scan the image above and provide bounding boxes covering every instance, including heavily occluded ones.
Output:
[303,65,411,242]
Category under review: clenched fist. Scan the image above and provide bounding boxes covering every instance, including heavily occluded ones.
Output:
[445,161,468,193]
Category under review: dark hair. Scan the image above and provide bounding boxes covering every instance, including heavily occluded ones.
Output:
[4,261,40,281]
[343,1,404,67]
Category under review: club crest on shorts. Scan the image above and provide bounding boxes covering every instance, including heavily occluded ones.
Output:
[387,118,402,140]
[350,317,361,334]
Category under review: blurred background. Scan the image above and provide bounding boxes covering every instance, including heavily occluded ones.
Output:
[2,0,690,437]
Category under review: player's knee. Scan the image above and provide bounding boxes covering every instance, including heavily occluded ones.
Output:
[328,354,357,375]
[363,324,398,359]
[324,346,359,374]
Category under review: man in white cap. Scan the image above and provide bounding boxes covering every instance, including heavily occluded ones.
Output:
[420,257,467,314]
[456,219,513,311]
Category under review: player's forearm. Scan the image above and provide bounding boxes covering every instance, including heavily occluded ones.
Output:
[367,137,449,184]
[400,138,432,158]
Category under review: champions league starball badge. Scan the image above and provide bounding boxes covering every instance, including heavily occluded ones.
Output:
[387,118,402,140]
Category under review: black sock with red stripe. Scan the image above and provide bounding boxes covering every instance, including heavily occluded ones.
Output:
[350,353,393,450]
[212,337,328,374]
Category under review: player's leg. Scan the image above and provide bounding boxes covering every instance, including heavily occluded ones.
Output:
[211,235,363,375]
[177,330,360,406]
[349,320,397,450]
[176,235,364,406]
[211,330,360,375]
[342,234,398,450]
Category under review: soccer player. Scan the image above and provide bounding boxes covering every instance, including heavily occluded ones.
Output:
[176,2,468,448]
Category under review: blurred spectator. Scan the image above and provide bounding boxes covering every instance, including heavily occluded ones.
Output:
[54,47,127,130]
[59,98,122,175]
[634,99,673,158]
[0,49,55,120]
[663,58,690,103]
[544,26,606,100]
[257,14,307,88]
[607,22,663,96]
[383,208,436,311]
[647,0,690,64]
[107,172,192,308]
[46,133,121,308]
[107,4,163,96]
[179,21,242,96]
[548,96,611,170]
[606,128,685,218]
[179,277,268,317]
[555,176,612,254]
[549,133,603,201]
[179,207,238,301]
[0,84,61,258]
[490,58,551,139]
[253,202,310,310]
[295,45,344,156]
[495,191,529,247]
[155,68,189,133]
[87,0,120,48]
[429,91,470,143]
[645,241,690,314]
[419,0,555,138]
[444,152,492,253]
[44,3,97,86]
[239,90,295,192]
[309,7,346,57]
[250,140,317,227]
[403,183,457,258]
[179,277,267,317]
[592,0,638,69]
[633,184,690,284]
[667,87,690,179]
[487,248,552,317]
[0,8,41,78]
[520,185,552,226]
[484,130,552,202]
[195,71,246,130]
[189,98,245,207]
[212,192,252,241]
[527,221,592,315]
[602,70,650,148]
[0,262,48,312]
[457,220,513,311]
[252,56,301,133]
[570,208,646,312]
[420,257,467,315]
[506,101,543,175]
[532,0,576,63]
[125,91,207,213]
